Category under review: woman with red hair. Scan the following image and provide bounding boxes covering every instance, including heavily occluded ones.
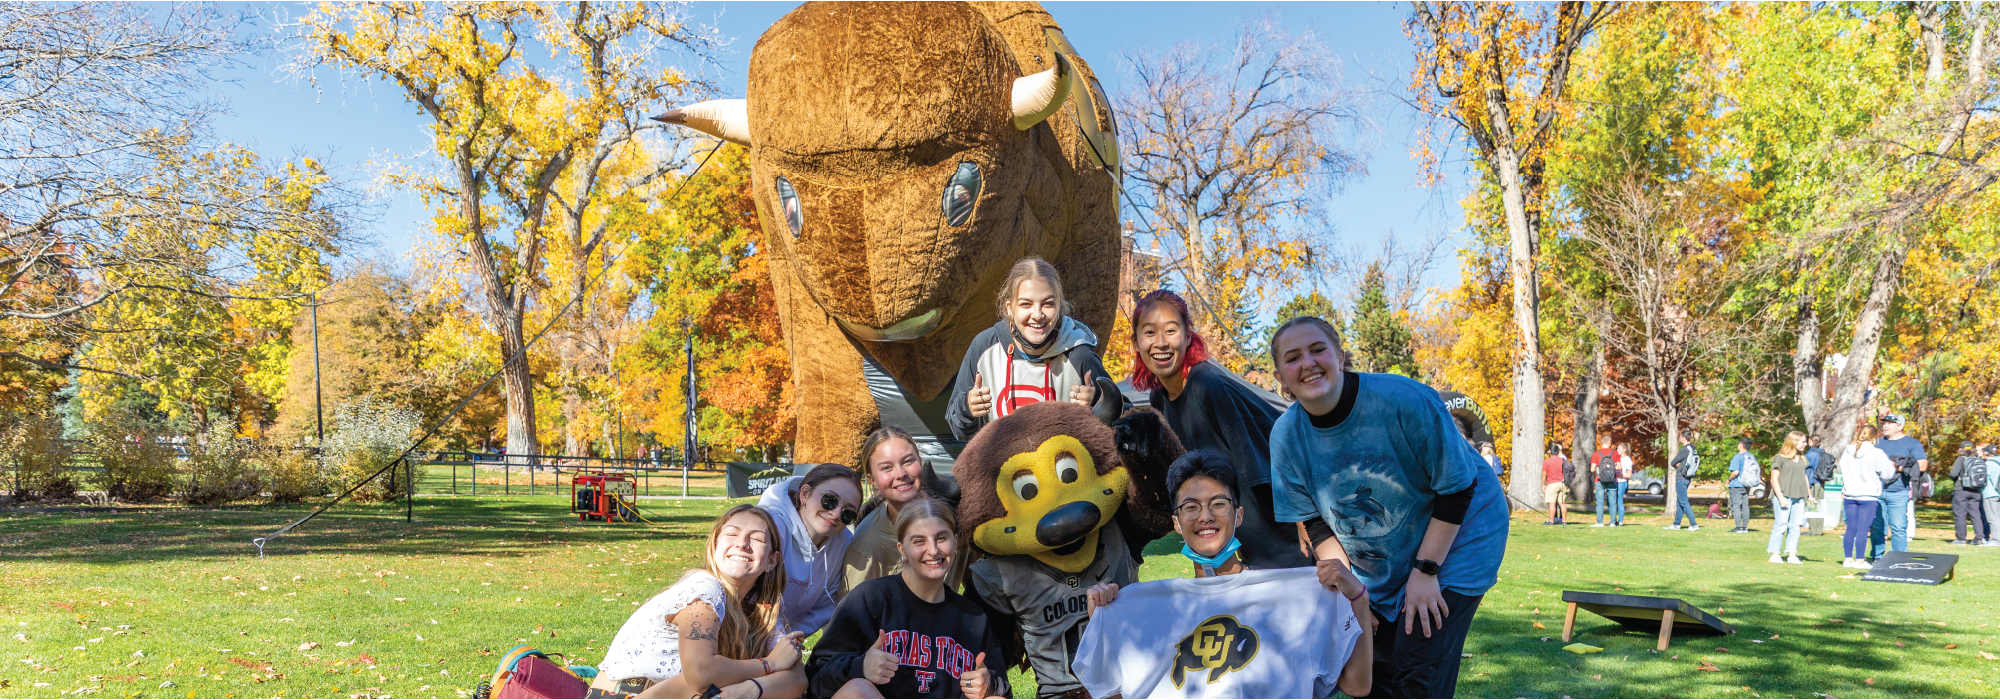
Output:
[1128,290,1310,569]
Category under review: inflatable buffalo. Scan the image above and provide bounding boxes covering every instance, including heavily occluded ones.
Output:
[658,1,1122,464]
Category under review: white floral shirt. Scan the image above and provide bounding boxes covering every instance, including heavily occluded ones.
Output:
[597,571,727,684]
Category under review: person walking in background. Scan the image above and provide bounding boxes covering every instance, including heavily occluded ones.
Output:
[1666,431,1700,531]
[1872,414,1926,556]
[1766,432,1812,564]
[1814,434,1845,531]
[1592,435,1620,527]
[1614,441,1635,527]
[1728,439,1761,533]
[1981,444,2000,546]
[1543,443,1571,526]
[1839,425,1898,569]
[1950,441,1988,545]
[1481,442,1505,481]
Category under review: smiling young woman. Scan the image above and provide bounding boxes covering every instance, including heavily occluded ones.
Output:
[757,463,864,637]
[1264,315,1509,700]
[946,257,1124,442]
[839,427,969,600]
[1125,289,1309,571]
[807,498,1009,699]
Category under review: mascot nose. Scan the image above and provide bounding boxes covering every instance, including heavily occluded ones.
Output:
[1036,501,1102,546]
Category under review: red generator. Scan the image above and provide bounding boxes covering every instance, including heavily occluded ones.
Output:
[571,473,639,522]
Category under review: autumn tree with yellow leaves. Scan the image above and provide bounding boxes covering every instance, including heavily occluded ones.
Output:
[292,2,716,457]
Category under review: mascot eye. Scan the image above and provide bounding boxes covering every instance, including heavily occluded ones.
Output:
[774,177,803,237]
[1012,472,1040,501]
[1056,456,1079,484]
[940,162,981,227]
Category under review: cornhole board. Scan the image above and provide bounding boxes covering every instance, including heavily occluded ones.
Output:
[1561,591,1734,651]
[1861,551,1958,585]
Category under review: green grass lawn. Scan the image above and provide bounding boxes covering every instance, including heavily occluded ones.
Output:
[1,494,1995,698]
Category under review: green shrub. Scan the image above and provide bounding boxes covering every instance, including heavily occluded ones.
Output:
[262,449,326,503]
[3,409,77,502]
[325,399,420,503]
[178,428,262,505]
[91,423,181,503]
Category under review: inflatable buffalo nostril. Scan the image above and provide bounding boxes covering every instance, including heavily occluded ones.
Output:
[654,1,1123,466]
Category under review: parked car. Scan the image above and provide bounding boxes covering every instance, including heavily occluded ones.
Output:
[1630,468,1667,496]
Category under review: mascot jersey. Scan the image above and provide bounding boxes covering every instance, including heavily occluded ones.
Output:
[1071,568,1362,699]
[948,317,1120,441]
[965,522,1137,698]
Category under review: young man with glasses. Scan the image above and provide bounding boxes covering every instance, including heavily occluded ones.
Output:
[1075,450,1372,698]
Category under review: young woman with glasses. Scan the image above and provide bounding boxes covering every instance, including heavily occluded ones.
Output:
[758,463,864,636]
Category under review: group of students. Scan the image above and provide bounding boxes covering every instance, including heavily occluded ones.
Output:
[584,258,1506,699]
[1531,436,1642,527]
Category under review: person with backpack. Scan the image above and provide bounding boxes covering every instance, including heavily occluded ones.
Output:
[1812,434,1845,530]
[1727,438,1761,534]
[1614,441,1635,527]
[1838,425,1900,569]
[1665,431,1701,531]
[1871,414,1926,557]
[1950,441,1989,545]
[1543,443,1571,526]
[1591,436,1621,527]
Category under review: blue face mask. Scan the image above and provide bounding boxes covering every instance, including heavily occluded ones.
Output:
[1182,537,1242,569]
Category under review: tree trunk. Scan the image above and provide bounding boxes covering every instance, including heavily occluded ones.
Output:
[1487,94,1549,511]
[1663,406,1682,526]
[1569,345,1602,500]
[1824,243,1908,449]
[499,321,539,463]
[1794,282,1826,434]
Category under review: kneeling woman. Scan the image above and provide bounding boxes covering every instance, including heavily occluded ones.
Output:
[807,498,1008,699]
[594,505,806,699]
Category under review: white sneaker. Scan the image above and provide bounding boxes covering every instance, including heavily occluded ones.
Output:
[1787,555,1802,564]
[1768,554,1784,564]
[1593,523,1605,527]
[1664,525,1681,530]
[1688,525,1701,531]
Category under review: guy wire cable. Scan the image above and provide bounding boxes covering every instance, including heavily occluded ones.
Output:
[251,140,729,558]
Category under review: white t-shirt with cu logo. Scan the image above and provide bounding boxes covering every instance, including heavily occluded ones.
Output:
[1072,567,1361,699]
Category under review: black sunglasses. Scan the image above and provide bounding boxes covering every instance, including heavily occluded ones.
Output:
[819,491,858,526]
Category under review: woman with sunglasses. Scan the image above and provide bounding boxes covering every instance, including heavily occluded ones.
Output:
[758,463,864,636]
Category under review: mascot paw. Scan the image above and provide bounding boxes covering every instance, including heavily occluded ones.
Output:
[1110,410,1182,543]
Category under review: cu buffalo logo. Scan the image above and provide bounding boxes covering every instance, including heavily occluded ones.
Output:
[1170,615,1259,689]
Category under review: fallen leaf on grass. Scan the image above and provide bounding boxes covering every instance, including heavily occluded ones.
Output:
[1829,619,1846,623]
[1896,641,1906,648]
[298,643,318,652]
[1540,637,1552,642]
[1715,647,1729,653]
[335,640,355,647]
[1946,644,1959,649]
[1770,634,1780,640]
[1592,674,1602,680]
[1695,661,1721,672]
[1752,640,1764,644]
[1865,678,1874,685]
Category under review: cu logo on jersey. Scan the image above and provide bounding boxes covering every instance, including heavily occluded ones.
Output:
[1170,615,1259,689]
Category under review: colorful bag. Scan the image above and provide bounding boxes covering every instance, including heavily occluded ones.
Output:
[473,646,593,700]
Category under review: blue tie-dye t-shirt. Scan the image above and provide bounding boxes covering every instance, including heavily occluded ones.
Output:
[1270,372,1510,621]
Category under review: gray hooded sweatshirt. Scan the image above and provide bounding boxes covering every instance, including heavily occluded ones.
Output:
[757,475,853,636]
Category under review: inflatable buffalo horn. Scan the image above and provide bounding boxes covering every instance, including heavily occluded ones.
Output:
[653,54,1073,143]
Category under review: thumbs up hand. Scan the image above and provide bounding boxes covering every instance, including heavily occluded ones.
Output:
[1070,370,1097,407]
[960,652,992,698]
[968,373,993,418]
[862,629,897,685]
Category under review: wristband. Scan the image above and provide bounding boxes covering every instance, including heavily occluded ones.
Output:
[760,658,771,675]
[749,678,764,698]
[1346,582,1368,603]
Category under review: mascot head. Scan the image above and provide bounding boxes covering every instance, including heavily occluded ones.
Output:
[956,401,1128,572]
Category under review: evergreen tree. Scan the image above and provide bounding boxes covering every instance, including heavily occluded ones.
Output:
[1349,262,1422,379]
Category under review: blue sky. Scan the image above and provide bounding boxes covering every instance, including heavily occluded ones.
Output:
[209,1,1474,303]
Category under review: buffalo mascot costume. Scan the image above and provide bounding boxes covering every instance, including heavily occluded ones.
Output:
[656,1,1124,466]
[954,401,1182,697]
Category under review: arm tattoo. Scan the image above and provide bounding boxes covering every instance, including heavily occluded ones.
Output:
[684,618,718,641]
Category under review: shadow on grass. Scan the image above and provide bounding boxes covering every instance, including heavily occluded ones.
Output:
[0,495,749,565]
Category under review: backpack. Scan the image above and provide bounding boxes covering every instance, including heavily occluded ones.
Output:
[1965,457,1989,491]
[1561,456,1576,483]
[1812,448,1837,484]
[1675,446,1700,480]
[1597,452,1619,484]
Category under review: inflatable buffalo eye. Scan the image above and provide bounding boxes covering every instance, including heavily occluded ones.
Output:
[941,162,981,226]
[774,177,802,237]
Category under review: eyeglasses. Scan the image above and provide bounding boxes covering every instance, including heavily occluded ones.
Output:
[820,491,858,526]
[1174,497,1236,520]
